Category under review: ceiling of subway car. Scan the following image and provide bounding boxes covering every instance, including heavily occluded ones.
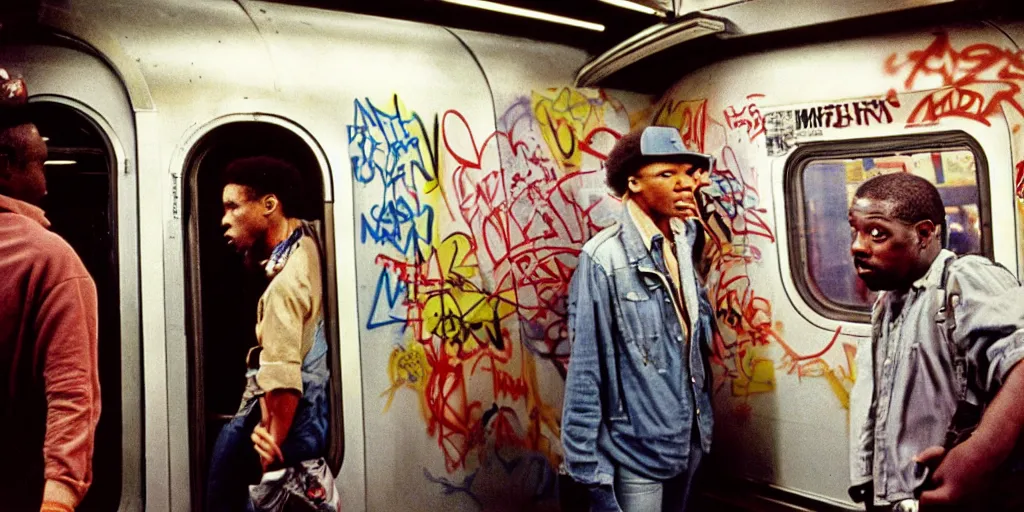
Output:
[271,0,681,51]
[268,0,1024,93]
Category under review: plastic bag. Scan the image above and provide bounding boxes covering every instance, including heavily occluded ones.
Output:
[249,458,340,512]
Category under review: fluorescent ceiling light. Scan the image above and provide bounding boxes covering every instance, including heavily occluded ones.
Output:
[45,160,77,166]
[441,0,605,32]
[599,0,666,17]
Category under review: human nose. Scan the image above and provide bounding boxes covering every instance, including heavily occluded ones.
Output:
[851,231,870,257]
[675,174,692,191]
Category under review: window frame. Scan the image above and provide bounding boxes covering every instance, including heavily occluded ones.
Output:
[784,131,993,323]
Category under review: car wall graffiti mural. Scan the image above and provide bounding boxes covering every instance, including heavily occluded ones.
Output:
[349,88,632,510]
[652,95,857,417]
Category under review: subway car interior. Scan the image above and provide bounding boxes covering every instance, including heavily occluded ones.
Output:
[1,0,1023,510]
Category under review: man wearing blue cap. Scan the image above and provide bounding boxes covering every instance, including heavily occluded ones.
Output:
[561,126,717,512]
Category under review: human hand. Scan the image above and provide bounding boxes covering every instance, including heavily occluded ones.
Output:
[915,441,992,509]
[251,424,284,472]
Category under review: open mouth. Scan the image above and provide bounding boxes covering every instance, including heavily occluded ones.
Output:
[854,261,876,275]
[674,199,697,211]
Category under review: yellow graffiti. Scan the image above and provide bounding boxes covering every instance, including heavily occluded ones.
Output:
[382,342,431,412]
[652,99,707,152]
[532,88,623,173]
[732,347,776,396]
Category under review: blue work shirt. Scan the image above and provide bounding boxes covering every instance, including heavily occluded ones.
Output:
[561,205,715,488]
[849,250,1024,506]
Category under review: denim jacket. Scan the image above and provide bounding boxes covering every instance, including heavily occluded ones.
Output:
[561,206,715,489]
[849,250,1024,506]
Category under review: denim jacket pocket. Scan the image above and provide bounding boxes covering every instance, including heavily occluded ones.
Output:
[615,271,671,371]
[613,269,651,343]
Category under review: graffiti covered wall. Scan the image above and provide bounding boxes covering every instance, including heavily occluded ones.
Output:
[347,28,1024,511]
[349,88,635,510]
[652,94,857,417]
[883,30,1024,277]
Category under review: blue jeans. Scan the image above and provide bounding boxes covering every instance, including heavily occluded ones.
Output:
[206,400,263,512]
[587,435,704,512]
[206,332,331,512]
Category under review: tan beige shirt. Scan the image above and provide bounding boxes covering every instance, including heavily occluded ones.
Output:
[255,234,323,393]
[625,198,690,338]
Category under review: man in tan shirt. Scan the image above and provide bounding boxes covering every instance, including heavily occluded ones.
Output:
[207,156,329,511]
[0,73,101,512]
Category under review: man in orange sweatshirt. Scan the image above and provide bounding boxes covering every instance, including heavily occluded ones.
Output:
[0,72,101,512]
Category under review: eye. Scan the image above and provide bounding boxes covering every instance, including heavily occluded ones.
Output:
[660,171,674,178]
[869,227,888,240]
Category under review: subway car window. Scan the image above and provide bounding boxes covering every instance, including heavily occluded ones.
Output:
[28,102,122,510]
[183,122,341,510]
[788,133,990,321]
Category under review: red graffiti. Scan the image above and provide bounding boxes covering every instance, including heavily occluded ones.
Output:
[724,94,767,142]
[886,32,1024,126]
[1016,161,1024,200]
[443,105,621,373]
[652,99,707,152]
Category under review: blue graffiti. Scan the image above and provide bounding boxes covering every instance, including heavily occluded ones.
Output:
[423,448,557,511]
[348,96,438,255]
[424,468,483,509]
[366,266,408,330]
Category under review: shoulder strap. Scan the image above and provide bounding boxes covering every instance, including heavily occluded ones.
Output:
[936,254,987,449]
[935,255,965,401]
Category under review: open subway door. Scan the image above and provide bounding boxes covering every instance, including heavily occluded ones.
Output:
[650,25,1020,508]
[0,44,142,511]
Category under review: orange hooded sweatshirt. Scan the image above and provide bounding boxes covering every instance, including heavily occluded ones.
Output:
[0,193,100,508]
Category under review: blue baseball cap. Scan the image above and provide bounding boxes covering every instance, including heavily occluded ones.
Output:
[605,126,714,195]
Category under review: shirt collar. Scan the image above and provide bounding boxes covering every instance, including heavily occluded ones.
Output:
[262,225,305,278]
[0,193,50,228]
[911,249,956,291]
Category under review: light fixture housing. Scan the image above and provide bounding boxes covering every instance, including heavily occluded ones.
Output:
[440,0,605,32]
[599,0,667,17]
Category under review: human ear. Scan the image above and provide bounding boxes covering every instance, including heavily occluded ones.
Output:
[627,176,641,194]
[262,195,278,215]
[915,219,937,246]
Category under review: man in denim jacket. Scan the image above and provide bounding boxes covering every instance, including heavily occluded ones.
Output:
[847,173,1024,511]
[561,127,716,512]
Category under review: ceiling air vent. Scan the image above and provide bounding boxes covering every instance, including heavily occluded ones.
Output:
[575,15,726,87]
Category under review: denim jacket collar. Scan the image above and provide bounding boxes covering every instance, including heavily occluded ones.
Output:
[617,205,699,269]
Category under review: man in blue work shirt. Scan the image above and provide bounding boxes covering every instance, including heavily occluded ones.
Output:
[561,126,716,512]
[847,172,1024,511]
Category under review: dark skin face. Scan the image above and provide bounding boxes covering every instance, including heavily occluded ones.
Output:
[628,161,708,236]
[848,196,942,291]
[222,183,274,258]
[0,123,48,205]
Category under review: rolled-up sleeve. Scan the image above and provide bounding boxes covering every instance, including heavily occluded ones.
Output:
[35,276,101,502]
[951,262,1024,395]
[256,267,312,393]
[561,252,615,487]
